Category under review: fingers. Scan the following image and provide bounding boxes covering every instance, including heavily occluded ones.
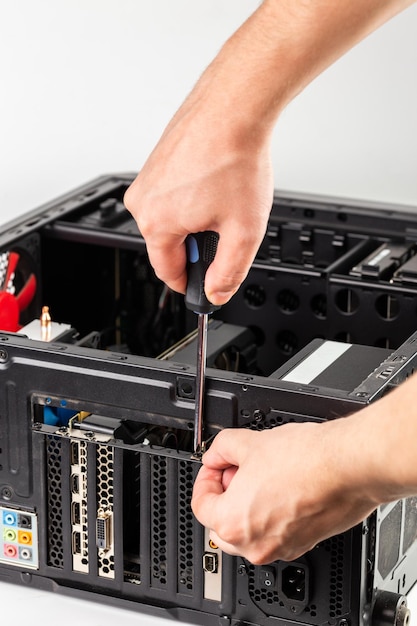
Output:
[204,223,264,306]
[201,428,254,469]
[191,465,227,532]
[141,221,263,304]
[145,235,188,295]
[191,430,253,531]
[222,465,238,490]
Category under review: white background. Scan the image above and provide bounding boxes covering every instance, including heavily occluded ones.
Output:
[1,0,417,223]
[1,0,417,622]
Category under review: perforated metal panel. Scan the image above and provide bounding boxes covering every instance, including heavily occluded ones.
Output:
[46,435,64,568]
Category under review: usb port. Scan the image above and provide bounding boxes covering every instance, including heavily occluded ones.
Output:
[203,552,218,573]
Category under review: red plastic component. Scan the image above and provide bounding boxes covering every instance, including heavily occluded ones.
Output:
[0,252,37,332]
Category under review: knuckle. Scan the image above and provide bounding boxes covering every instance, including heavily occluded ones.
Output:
[214,267,248,293]
[216,519,243,546]
[246,548,270,566]
[123,186,133,211]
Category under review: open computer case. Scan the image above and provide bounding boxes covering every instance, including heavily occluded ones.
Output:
[1,174,417,626]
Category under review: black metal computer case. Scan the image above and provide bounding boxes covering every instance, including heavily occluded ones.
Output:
[1,174,417,626]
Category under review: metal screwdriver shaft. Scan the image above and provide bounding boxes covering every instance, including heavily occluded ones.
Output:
[194,312,208,455]
[185,232,220,459]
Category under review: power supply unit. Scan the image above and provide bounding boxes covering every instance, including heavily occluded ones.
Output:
[1,174,417,626]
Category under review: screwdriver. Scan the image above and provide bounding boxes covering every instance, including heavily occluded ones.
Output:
[185,231,220,459]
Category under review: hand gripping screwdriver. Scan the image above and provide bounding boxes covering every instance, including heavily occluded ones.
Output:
[185,232,220,459]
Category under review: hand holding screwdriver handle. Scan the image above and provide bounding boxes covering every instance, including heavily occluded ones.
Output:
[185,232,219,458]
[185,232,220,314]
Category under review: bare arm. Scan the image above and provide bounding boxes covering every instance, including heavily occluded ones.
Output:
[124,0,415,304]
[192,373,417,564]
[125,0,417,563]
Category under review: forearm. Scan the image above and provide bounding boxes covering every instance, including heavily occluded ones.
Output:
[125,0,416,304]
[179,0,415,144]
[191,373,417,563]
[344,373,417,504]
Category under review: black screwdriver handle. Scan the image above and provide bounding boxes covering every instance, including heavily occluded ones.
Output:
[185,231,220,314]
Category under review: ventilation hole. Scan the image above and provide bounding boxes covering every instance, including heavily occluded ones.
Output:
[46,435,64,568]
[276,330,298,356]
[335,288,360,314]
[311,293,327,319]
[249,325,265,347]
[334,331,354,343]
[277,289,300,313]
[244,284,266,308]
[178,460,196,593]
[374,337,394,349]
[375,294,399,320]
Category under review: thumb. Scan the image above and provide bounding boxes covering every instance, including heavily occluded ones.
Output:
[202,428,254,470]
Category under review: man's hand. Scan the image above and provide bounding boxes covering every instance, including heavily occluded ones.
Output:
[124,99,274,305]
[125,0,412,306]
[191,421,380,564]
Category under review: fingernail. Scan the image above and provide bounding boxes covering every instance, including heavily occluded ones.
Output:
[207,291,235,306]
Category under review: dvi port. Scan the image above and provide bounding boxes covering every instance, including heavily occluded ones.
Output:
[96,509,112,551]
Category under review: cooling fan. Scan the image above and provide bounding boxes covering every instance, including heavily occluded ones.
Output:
[0,250,37,332]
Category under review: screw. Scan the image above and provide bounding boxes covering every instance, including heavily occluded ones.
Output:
[20,572,32,584]
[1,486,13,500]
[253,409,265,422]
[238,564,247,576]
[0,349,8,361]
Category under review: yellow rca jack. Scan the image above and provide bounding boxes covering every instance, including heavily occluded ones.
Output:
[208,539,219,550]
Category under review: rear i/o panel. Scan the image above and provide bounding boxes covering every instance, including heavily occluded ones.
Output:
[1,506,39,569]
[1,174,417,626]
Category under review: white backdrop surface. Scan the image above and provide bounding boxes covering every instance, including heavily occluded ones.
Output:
[1,0,417,223]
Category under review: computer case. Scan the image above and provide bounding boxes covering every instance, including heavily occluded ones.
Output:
[1,173,417,626]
